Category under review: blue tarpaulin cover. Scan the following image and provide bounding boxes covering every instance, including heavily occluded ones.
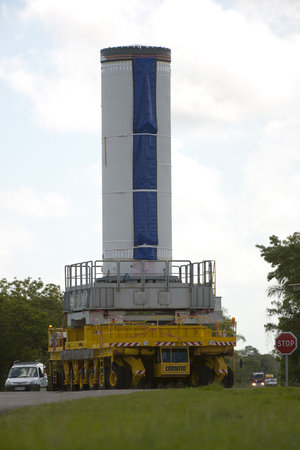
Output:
[133,58,157,134]
[133,58,158,260]
[133,191,158,246]
[133,247,157,260]
[133,134,157,189]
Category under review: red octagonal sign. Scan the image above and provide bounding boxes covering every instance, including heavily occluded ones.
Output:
[275,332,298,355]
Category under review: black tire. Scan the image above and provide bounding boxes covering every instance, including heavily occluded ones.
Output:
[190,365,214,387]
[79,369,87,391]
[88,368,96,390]
[107,363,124,389]
[122,364,132,389]
[190,365,200,387]
[70,369,76,391]
[139,360,154,389]
[57,369,65,391]
[222,367,234,388]
[200,366,214,385]
[98,368,107,390]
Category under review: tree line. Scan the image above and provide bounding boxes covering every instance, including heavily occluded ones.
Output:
[257,232,300,385]
[0,278,63,389]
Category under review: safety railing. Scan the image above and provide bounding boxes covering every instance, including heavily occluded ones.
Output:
[65,261,93,289]
[64,259,216,294]
[192,260,216,295]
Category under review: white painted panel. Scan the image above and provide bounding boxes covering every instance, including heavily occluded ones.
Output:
[157,192,172,256]
[102,136,133,192]
[102,192,133,251]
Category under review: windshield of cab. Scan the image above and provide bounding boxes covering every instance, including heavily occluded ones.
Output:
[8,367,38,378]
[253,373,264,379]
[160,348,188,363]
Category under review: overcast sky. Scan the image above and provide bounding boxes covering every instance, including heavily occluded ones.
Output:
[1,0,300,354]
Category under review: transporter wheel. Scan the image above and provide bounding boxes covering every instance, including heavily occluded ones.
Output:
[122,364,132,389]
[79,369,87,391]
[190,365,214,387]
[98,368,107,390]
[107,363,124,389]
[222,367,234,389]
[70,369,77,391]
[57,369,65,391]
[139,360,154,389]
[201,366,214,385]
[88,369,96,390]
[190,365,201,386]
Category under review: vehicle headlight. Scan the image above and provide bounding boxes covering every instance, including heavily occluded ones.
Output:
[252,383,256,386]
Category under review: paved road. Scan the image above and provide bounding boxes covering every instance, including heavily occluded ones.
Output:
[0,390,138,414]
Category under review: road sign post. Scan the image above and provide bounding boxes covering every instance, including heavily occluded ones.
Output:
[275,332,298,387]
[285,355,288,388]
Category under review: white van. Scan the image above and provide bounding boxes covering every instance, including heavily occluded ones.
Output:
[5,361,48,391]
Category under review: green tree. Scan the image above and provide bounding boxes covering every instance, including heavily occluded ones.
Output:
[241,346,259,357]
[0,278,63,389]
[257,233,300,384]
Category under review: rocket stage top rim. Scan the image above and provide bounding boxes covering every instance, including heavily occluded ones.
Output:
[100,45,171,62]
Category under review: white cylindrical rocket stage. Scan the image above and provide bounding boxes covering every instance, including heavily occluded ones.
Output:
[101,46,172,275]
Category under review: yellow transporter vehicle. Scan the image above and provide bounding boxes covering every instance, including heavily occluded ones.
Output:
[48,260,236,390]
[48,46,237,389]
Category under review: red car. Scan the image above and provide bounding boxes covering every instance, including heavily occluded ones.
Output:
[251,372,265,387]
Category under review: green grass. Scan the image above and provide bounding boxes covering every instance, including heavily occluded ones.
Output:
[1,386,300,450]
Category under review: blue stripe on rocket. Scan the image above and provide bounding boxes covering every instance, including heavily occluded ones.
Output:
[133,58,158,260]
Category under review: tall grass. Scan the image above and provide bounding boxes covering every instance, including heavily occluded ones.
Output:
[0,387,300,450]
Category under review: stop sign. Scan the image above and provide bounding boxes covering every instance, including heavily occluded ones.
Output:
[275,332,298,355]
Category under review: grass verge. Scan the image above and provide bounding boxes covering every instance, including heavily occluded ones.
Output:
[0,386,300,450]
